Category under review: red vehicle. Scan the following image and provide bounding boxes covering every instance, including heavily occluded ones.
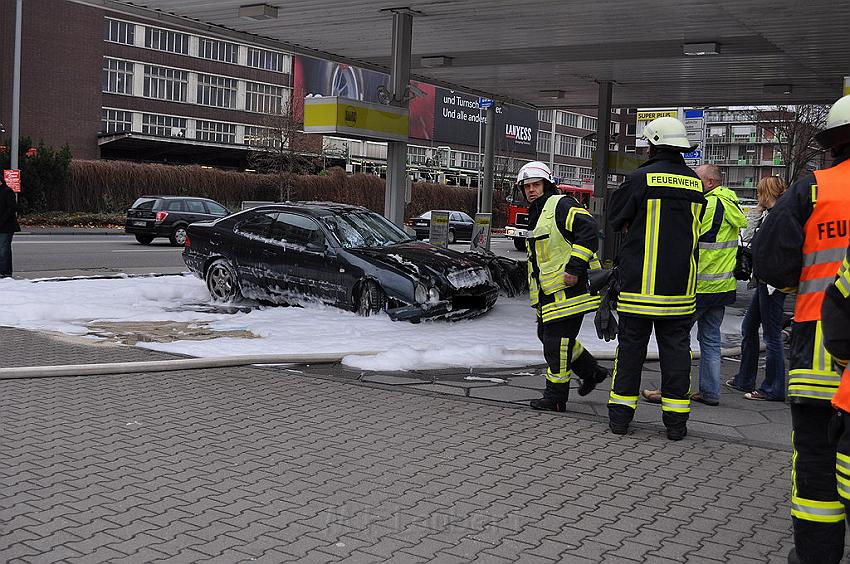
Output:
[505,184,594,250]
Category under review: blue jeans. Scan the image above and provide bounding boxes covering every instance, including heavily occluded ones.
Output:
[0,232,12,276]
[733,284,786,399]
[694,305,724,403]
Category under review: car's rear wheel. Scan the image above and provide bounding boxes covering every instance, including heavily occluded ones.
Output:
[356,280,386,316]
[206,259,240,302]
[170,225,188,246]
[513,238,526,252]
[135,234,154,245]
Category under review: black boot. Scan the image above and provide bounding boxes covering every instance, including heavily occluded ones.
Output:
[578,366,609,397]
[531,380,569,412]
[786,548,800,564]
[666,426,687,441]
[530,398,566,412]
[608,404,632,435]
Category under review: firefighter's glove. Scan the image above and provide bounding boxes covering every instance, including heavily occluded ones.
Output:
[594,289,619,342]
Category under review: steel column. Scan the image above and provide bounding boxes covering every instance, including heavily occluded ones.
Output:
[383,10,413,226]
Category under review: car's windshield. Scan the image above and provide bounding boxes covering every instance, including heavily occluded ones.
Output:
[322,210,413,248]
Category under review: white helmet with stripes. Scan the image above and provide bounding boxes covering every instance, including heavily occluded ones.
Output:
[516,161,553,185]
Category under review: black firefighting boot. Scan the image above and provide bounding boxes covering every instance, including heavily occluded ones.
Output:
[530,380,569,412]
[571,350,609,397]
[607,404,632,435]
[663,411,688,441]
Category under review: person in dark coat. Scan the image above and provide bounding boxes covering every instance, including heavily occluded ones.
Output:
[0,177,21,277]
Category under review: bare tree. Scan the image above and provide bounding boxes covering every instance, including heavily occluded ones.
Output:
[246,94,323,201]
[746,105,829,184]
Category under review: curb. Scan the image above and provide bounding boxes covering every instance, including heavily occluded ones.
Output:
[0,345,746,379]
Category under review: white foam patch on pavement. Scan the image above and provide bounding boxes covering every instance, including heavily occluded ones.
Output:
[0,275,743,371]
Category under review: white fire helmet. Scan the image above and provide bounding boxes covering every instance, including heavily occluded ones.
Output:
[642,116,697,152]
[815,94,850,149]
[516,161,553,185]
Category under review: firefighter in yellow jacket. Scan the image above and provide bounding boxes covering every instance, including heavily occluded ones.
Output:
[519,161,609,411]
[606,117,707,441]
[754,95,850,564]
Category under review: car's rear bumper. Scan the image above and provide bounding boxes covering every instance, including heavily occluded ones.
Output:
[124,220,170,237]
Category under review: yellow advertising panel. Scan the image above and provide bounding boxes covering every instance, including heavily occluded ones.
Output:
[636,110,677,122]
[303,96,409,142]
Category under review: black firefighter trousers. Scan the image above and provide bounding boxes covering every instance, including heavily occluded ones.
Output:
[789,404,846,564]
[537,314,602,403]
[608,314,692,431]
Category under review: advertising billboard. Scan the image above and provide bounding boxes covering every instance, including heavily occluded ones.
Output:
[294,55,536,153]
[434,88,537,155]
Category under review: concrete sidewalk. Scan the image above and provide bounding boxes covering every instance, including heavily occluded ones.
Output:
[1,326,798,563]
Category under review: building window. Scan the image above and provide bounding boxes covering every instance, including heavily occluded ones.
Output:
[609,142,619,151]
[145,27,190,55]
[581,116,598,131]
[101,109,132,133]
[104,19,135,45]
[555,134,578,157]
[244,126,281,149]
[141,114,187,137]
[578,167,593,181]
[407,146,427,165]
[581,139,595,159]
[537,131,552,154]
[626,123,637,136]
[199,38,239,64]
[625,144,636,153]
[102,58,133,95]
[538,109,553,123]
[143,65,188,102]
[196,120,236,144]
[247,47,288,72]
[556,111,579,128]
[197,74,237,109]
[458,151,480,170]
[555,164,577,181]
[245,82,287,114]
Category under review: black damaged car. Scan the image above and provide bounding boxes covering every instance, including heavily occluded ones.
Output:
[182,202,499,322]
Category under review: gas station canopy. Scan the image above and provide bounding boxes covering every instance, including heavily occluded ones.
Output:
[97,0,848,108]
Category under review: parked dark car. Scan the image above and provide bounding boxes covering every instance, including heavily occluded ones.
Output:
[125,196,230,246]
[410,210,475,243]
[182,202,499,322]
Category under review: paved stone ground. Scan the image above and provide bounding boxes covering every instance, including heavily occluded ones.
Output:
[0,327,804,563]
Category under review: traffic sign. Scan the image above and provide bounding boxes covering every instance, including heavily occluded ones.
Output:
[683,149,702,159]
[685,159,701,167]
[478,97,494,109]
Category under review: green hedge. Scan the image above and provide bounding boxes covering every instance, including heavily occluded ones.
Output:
[66,160,509,226]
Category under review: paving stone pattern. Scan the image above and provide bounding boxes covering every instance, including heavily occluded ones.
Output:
[2,334,798,563]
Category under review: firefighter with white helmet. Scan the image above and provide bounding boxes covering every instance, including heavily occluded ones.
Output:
[754,94,850,564]
[606,115,707,440]
[517,161,608,411]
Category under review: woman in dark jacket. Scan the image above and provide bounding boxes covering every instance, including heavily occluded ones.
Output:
[727,176,787,400]
[0,177,21,277]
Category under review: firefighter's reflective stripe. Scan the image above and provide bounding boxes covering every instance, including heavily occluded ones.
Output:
[645,173,703,191]
[540,291,600,323]
[697,270,736,281]
[689,201,701,292]
[545,336,585,384]
[617,291,695,317]
[837,451,850,502]
[570,244,594,263]
[608,392,639,409]
[789,322,839,401]
[661,396,691,414]
[803,247,848,267]
[641,199,661,295]
[699,240,738,250]
[791,435,846,523]
[834,257,850,298]
[791,497,846,523]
